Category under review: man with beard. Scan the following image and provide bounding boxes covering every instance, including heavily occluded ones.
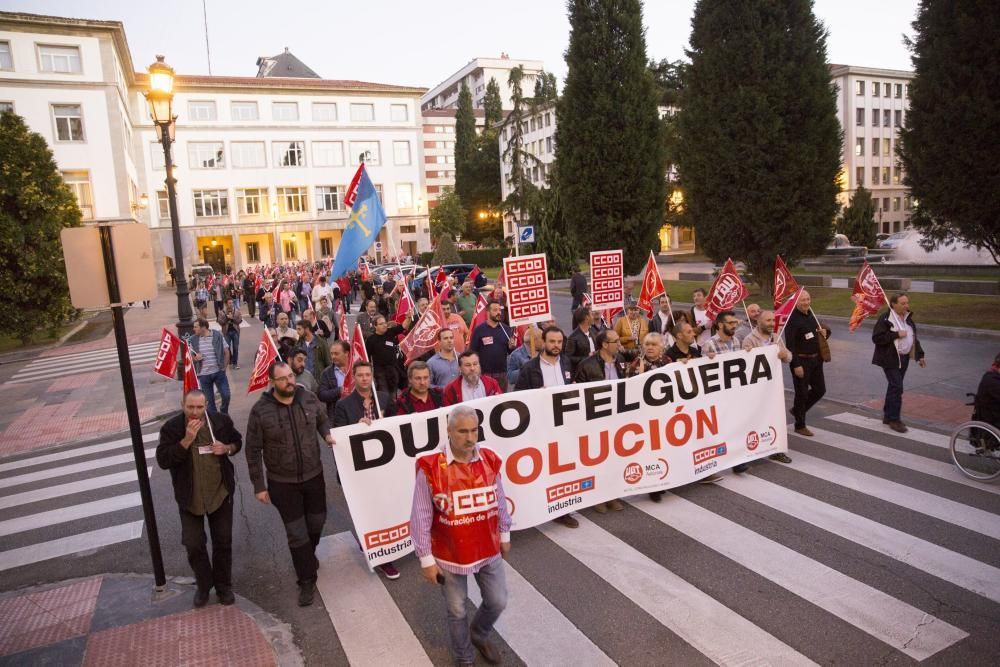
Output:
[703,310,742,358]
[514,327,572,390]
[665,321,702,364]
[469,301,515,392]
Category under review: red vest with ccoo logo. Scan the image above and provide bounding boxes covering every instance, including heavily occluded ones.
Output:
[416,448,502,568]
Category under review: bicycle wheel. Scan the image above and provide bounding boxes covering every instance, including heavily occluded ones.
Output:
[950,421,1000,482]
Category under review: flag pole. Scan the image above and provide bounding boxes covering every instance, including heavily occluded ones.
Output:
[185,344,217,443]
[777,290,803,340]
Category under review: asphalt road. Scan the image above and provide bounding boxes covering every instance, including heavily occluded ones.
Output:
[1,291,998,666]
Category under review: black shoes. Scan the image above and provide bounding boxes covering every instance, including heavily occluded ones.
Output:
[888,420,908,433]
[298,580,316,607]
[732,463,750,473]
[217,589,235,606]
[193,588,210,608]
[649,491,664,502]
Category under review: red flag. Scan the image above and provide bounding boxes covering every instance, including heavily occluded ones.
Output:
[359,258,371,282]
[775,287,803,333]
[394,284,415,324]
[704,258,749,321]
[247,330,280,394]
[470,293,489,331]
[152,328,183,380]
[400,292,447,364]
[773,255,800,309]
[848,261,887,332]
[581,292,593,307]
[335,299,349,341]
[182,343,199,394]
[435,267,449,288]
[512,323,530,348]
[465,265,482,287]
[636,251,666,316]
[342,323,369,395]
[496,265,506,289]
[603,305,623,327]
[254,274,262,292]
[427,268,438,300]
[344,163,364,209]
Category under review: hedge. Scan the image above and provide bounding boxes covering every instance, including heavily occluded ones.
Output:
[417,248,510,267]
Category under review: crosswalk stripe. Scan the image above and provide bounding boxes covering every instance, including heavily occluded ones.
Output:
[799,426,1000,496]
[316,532,432,666]
[0,449,154,490]
[0,468,151,510]
[0,434,157,474]
[723,473,1000,605]
[8,355,158,382]
[0,493,141,538]
[0,521,144,572]
[538,515,817,666]
[634,494,968,661]
[826,412,950,449]
[20,344,161,369]
[467,560,615,666]
[785,451,1000,540]
[26,342,161,366]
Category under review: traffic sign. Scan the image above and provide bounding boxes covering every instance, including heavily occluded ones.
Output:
[518,225,535,243]
[375,241,383,251]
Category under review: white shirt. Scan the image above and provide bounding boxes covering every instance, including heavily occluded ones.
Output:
[461,378,487,402]
[692,306,712,346]
[539,355,565,387]
[893,315,915,355]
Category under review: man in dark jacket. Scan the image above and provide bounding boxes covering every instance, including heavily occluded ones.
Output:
[973,352,1000,430]
[317,340,351,421]
[157,389,243,608]
[871,293,926,433]
[565,307,598,375]
[394,361,445,414]
[246,362,334,607]
[784,291,831,437]
[569,269,588,314]
[575,329,628,384]
[515,327,573,390]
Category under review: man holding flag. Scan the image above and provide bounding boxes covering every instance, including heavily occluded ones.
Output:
[871,293,927,433]
[784,291,831,437]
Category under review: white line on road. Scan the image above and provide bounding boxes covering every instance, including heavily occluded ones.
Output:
[467,560,615,666]
[0,468,151,510]
[785,451,1000,540]
[723,473,1000,605]
[16,343,160,369]
[0,450,154,489]
[0,434,156,474]
[826,412,950,450]
[539,515,817,667]
[316,532,432,666]
[0,493,141,538]
[0,520,144,572]
[635,495,968,661]
[8,354,158,382]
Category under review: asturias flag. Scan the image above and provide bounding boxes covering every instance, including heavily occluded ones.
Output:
[331,164,387,279]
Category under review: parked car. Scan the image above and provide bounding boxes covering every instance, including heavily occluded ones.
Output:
[190,264,215,282]
[875,233,891,245]
[878,230,915,250]
[411,264,488,294]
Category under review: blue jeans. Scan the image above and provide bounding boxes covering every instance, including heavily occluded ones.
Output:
[440,557,507,664]
[883,355,910,422]
[199,369,231,414]
[225,329,240,366]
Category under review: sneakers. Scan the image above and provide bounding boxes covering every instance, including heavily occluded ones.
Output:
[193,588,210,608]
[298,580,315,607]
[732,463,750,474]
[378,562,401,580]
[888,420,908,433]
[794,427,814,437]
[769,453,793,464]
[607,499,625,511]
[216,588,235,606]
[553,514,579,528]
[648,491,664,503]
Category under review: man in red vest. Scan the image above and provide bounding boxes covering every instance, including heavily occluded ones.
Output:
[410,405,511,666]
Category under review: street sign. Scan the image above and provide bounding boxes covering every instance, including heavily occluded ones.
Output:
[503,253,551,325]
[62,223,157,309]
[375,241,383,251]
[518,225,535,243]
[589,249,624,309]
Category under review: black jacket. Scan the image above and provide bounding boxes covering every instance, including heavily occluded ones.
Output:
[871,311,925,369]
[565,327,598,374]
[570,272,588,303]
[333,390,395,427]
[649,312,672,336]
[156,411,243,509]
[574,353,627,384]
[515,354,573,390]
[317,364,350,421]
[973,370,1000,428]
[784,308,831,370]
[245,386,330,493]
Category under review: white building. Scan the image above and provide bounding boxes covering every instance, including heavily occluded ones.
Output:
[497,103,557,239]
[0,12,431,284]
[421,55,545,112]
[830,64,914,235]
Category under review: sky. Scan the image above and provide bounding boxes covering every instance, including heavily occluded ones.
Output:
[2,0,919,88]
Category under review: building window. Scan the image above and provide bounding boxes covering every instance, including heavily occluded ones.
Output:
[52,104,84,141]
[434,126,446,133]
[884,82,892,97]
[0,41,12,70]
[231,142,266,168]
[390,104,408,121]
[393,141,411,165]
[894,83,903,98]
[350,103,375,122]
[545,113,552,127]
[855,80,865,95]
[530,117,537,131]
[283,241,297,260]
[193,190,228,217]
[871,109,879,127]
[277,186,308,214]
[855,166,864,186]
[156,190,169,218]
[188,101,217,121]
[904,84,910,98]
[881,167,890,185]
[396,183,413,209]
[854,137,864,157]
[872,82,880,97]
[904,196,912,210]
[0,101,13,114]
[855,108,864,126]
[400,225,417,234]
[374,184,384,204]
[871,137,879,156]
[882,138,891,157]
[312,103,338,121]
[272,102,299,121]
[236,188,268,216]
[894,110,902,127]
[275,141,305,167]
[883,109,891,127]
[61,171,93,219]
[350,141,380,165]
[893,197,901,211]
[188,142,225,169]
[231,101,259,121]
[546,137,553,153]
[892,165,901,184]
[246,242,260,263]
[312,141,344,167]
[315,185,344,212]
[883,197,890,211]
[320,238,333,257]
[38,45,81,73]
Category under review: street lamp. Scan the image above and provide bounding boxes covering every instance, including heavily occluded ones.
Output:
[145,55,194,338]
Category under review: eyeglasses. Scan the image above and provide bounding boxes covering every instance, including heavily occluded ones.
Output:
[605,338,620,345]
[272,375,296,383]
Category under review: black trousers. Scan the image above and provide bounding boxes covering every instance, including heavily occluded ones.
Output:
[792,356,826,428]
[268,473,327,584]
[244,291,256,318]
[374,365,400,396]
[179,494,233,593]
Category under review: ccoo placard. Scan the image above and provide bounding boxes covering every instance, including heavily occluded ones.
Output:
[503,253,551,325]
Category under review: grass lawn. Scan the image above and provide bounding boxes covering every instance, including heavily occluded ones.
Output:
[0,317,88,355]
[793,269,1000,282]
[659,280,1000,330]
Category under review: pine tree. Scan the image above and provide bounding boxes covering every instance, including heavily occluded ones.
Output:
[501,66,540,236]
[533,71,558,107]
[429,187,468,241]
[556,0,665,273]
[837,185,877,248]
[483,78,503,127]
[431,234,462,266]
[453,84,478,213]
[533,170,580,278]
[677,0,842,292]
[0,112,81,343]
[898,0,1000,264]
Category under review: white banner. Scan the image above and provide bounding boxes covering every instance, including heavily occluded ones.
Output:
[332,347,788,568]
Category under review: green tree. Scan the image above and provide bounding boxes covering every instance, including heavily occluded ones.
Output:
[0,112,81,343]
[897,0,1000,264]
[501,65,540,236]
[532,71,558,107]
[649,59,688,239]
[533,169,581,278]
[837,185,877,248]
[556,0,665,273]
[453,83,478,213]
[677,0,842,292]
[484,78,504,127]
[431,233,462,266]
[429,187,468,241]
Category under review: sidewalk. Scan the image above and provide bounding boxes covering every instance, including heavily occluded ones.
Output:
[0,574,299,666]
